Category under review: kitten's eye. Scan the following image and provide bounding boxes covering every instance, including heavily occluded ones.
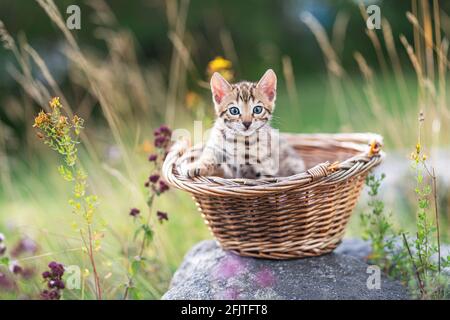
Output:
[253,105,263,114]
[228,106,240,115]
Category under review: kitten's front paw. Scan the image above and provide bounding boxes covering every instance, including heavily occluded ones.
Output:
[183,162,212,178]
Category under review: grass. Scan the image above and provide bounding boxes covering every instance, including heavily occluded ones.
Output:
[0,0,449,299]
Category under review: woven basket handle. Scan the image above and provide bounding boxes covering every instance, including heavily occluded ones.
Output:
[306,161,341,181]
[162,139,190,185]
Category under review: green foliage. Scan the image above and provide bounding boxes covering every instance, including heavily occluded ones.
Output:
[122,127,172,299]
[0,256,9,266]
[362,171,449,299]
[360,174,409,279]
[402,137,449,299]
[361,116,450,299]
[33,97,103,299]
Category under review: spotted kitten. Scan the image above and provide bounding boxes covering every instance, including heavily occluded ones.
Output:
[182,69,305,179]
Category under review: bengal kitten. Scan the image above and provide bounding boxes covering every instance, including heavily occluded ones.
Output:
[181,69,305,179]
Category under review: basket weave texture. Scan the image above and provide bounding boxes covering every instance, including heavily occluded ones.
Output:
[163,133,384,259]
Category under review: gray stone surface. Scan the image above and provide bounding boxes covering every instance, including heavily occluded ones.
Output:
[335,238,372,260]
[162,239,409,300]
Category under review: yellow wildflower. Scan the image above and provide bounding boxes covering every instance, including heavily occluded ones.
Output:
[58,115,68,126]
[33,110,49,128]
[208,56,232,72]
[415,143,421,155]
[422,154,427,161]
[207,56,234,81]
[49,97,61,109]
[218,69,234,81]
[140,140,154,154]
[72,115,81,126]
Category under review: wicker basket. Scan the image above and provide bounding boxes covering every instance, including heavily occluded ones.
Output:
[162,132,384,259]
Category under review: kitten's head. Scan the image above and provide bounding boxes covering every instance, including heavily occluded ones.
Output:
[210,69,277,136]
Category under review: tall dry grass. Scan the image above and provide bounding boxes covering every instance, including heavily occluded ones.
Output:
[0,0,211,299]
[302,1,450,150]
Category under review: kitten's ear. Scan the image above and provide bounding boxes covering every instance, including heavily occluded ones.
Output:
[257,69,277,102]
[210,72,232,104]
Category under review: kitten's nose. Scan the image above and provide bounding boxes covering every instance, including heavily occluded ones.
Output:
[243,121,252,130]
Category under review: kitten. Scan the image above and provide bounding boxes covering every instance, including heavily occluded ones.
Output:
[182,69,305,179]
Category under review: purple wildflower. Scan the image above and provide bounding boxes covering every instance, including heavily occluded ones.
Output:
[48,261,64,277]
[148,154,157,162]
[156,211,169,223]
[48,279,64,289]
[154,125,171,137]
[9,261,23,275]
[158,125,171,135]
[40,261,65,300]
[48,279,57,288]
[149,174,160,183]
[158,180,170,194]
[153,128,161,136]
[154,136,168,148]
[0,272,15,291]
[41,289,61,300]
[129,208,140,217]
[129,208,141,217]
[153,125,172,150]
[11,237,38,257]
[0,233,4,242]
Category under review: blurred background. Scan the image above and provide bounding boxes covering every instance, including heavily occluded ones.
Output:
[0,0,449,299]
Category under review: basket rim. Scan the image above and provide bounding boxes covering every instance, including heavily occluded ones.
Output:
[162,132,384,196]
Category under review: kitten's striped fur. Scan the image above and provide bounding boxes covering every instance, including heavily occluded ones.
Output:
[182,69,305,179]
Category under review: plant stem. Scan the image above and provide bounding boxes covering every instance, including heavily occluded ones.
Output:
[123,277,132,300]
[80,228,102,300]
[422,163,441,274]
[88,225,102,300]
[431,168,441,274]
[123,193,156,300]
[402,233,426,298]
[139,194,155,257]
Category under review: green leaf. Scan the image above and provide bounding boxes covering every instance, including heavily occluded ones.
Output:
[130,259,142,276]
[417,173,423,184]
[128,287,142,300]
[0,257,10,266]
[58,165,74,181]
[142,224,153,242]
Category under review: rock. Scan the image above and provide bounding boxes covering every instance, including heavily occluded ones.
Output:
[162,240,409,300]
[335,238,372,260]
